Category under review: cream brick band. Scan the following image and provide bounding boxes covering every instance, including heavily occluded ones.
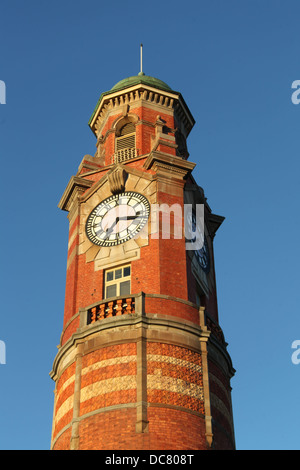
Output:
[147,354,202,374]
[81,355,136,376]
[55,395,74,424]
[55,375,76,425]
[54,355,137,427]
[57,374,75,397]
[147,354,203,400]
[147,375,204,400]
[80,375,137,403]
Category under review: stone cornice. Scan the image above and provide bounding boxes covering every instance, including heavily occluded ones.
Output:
[58,176,94,212]
[50,293,234,383]
[207,213,225,239]
[78,162,154,205]
[89,83,195,139]
[50,311,208,382]
[144,150,196,180]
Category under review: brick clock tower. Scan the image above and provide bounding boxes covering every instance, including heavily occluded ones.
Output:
[50,69,236,450]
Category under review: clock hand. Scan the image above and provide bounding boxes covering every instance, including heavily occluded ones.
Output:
[105,217,120,236]
[118,215,139,221]
[104,214,140,238]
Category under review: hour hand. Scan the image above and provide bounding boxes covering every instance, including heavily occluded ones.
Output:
[105,217,119,236]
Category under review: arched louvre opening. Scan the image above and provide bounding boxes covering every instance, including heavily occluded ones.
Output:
[115,122,136,163]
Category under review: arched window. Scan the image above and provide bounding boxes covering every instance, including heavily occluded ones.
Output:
[115,122,136,163]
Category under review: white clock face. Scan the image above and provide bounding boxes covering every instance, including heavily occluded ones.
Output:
[85,191,150,247]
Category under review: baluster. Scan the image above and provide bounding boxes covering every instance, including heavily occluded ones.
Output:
[107,301,114,317]
[90,307,97,323]
[116,299,123,316]
[125,298,133,314]
[99,303,106,320]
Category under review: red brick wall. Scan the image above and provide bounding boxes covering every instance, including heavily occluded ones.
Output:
[52,362,76,441]
[147,408,207,450]
[53,408,208,450]
[52,428,72,450]
[145,297,199,324]
[97,106,175,165]
[52,341,210,450]
[208,359,235,449]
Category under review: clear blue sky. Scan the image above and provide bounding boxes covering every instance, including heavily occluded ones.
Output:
[0,0,299,450]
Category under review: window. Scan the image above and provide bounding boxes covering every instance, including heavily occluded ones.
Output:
[115,122,136,163]
[105,265,131,299]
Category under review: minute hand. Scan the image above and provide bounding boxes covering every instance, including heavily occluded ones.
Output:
[105,215,139,236]
[119,215,139,221]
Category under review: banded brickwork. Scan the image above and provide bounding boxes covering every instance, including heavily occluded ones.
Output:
[147,343,204,414]
[79,344,137,416]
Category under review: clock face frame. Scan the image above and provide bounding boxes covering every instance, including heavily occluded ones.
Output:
[187,211,210,274]
[85,191,150,247]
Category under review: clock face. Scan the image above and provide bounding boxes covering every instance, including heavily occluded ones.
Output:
[85,191,150,247]
[195,236,210,274]
[187,211,210,274]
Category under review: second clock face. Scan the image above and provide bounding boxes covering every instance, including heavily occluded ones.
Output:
[187,211,210,274]
[85,191,150,247]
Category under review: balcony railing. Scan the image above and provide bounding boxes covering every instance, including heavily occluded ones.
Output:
[82,295,224,346]
[113,147,137,164]
[87,296,135,325]
[204,312,225,344]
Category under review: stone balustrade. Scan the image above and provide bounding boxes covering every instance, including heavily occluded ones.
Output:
[87,296,135,324]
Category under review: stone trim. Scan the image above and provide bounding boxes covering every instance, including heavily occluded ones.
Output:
[53,294,234,382]
[58,176,94,212]
[70,343,84,450]
[89,83,195,140]
[50,400,207,450]
[51,403,137,450]
[144,150,196,179]
[51,299,206,381]
[135,323,148,433]
[198,307,213,448]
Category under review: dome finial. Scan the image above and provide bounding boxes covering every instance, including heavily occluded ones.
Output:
[138,43,145,76]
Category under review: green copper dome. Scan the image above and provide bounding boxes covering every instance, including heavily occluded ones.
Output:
[110,72,173,93]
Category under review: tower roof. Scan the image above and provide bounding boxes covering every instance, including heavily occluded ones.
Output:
[88,72,177,127]
[110,72,173,93]
[88,71,195,137]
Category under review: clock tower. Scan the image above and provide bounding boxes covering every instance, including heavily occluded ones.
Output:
[50,70,235,450]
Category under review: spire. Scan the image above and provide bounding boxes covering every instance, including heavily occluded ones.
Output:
[138,43,145,76]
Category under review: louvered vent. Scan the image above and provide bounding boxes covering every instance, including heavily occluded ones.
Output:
[120,122,135,135]
[115,123,136,163]
[116,134,135,151]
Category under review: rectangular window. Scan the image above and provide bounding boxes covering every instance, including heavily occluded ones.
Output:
[105,265,131,299]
